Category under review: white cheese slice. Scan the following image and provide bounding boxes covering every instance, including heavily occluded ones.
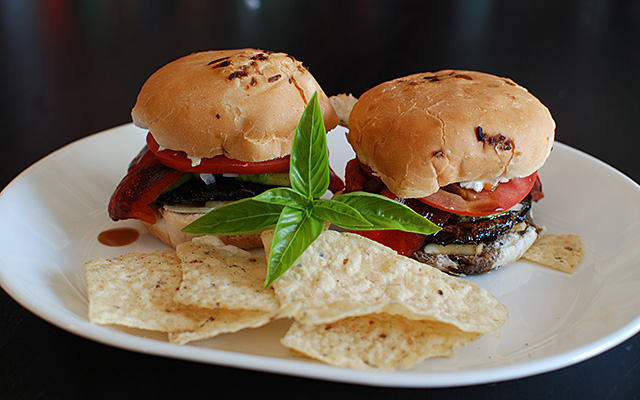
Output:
[422,243,484,256]
[162,201,229,214]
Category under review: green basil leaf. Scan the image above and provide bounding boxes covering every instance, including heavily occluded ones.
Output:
[181,198,282,235]
[253,187,310,210]
[289,92,329,199]
[332,191,441,234]
[312,199,373,229]
[265,206,324,287]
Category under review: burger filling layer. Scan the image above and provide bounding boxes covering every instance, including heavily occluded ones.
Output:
[108,145,288,224]
[344,158,543,267]
[156,173,281,213]
[109,139,345,225]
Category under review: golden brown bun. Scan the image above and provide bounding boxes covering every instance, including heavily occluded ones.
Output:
[132,49,340,162]
[347,70,555,198]
[142,208,262,250]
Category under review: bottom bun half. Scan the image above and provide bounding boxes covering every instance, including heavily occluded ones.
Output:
[141,207,263,250]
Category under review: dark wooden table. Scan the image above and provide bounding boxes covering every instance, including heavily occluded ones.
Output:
[2,1,639,398]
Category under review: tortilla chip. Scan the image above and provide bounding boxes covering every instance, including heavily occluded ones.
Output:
[168,309,276,345]
[175,236,279,312]
[85,251,214,332]
[523,233,585,273]
[260,229,275,256]
[282,313,481,371]
[270,230,508,337]
[329,93,358,127]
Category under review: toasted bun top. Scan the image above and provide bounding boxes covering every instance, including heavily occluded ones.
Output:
[131,49,340,161]
[347,70,555,198]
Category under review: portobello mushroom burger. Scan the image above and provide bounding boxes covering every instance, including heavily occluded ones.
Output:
[344,70,555,275]
[108,49,341,249]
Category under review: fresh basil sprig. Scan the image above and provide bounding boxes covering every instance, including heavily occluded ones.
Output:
[183,92,441,287]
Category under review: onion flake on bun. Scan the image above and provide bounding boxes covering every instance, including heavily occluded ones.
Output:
[108,49,341,248]
[344,70,555,275]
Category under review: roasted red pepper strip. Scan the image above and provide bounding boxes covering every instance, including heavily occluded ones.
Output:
[127,145,156,173]
[108,147,186,224]
[328,166,345,193]
[530,174,544,201]
[345,159,444,255]
[350,189,450,256]
[353,229,428,256]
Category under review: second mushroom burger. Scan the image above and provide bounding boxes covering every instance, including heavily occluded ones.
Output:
[109,49,340,249]
[345,70,555,275]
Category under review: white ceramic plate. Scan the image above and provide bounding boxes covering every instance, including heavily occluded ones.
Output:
[1,124,640,388]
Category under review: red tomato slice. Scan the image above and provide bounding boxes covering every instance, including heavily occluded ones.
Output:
[146,133,290,174]
[419,172,539,217]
